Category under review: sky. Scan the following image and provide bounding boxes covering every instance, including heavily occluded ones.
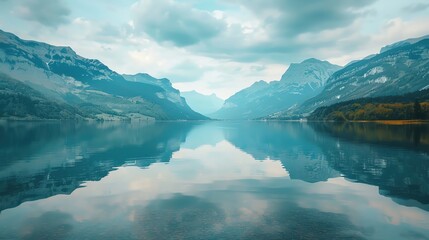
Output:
[0,0,428,99]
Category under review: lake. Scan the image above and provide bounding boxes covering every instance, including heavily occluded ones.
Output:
[0,121,428,240]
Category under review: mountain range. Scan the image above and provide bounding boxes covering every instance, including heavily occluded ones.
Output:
[0,30,206,120]
[210,58,342,119]
[1,29,428,121]
[267,37,429,119]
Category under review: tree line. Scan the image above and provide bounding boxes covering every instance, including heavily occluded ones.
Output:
[309,89,429,121]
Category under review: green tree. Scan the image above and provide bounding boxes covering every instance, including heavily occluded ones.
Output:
[414,100,423,119]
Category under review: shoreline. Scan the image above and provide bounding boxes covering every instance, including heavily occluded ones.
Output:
[352,120,429,125]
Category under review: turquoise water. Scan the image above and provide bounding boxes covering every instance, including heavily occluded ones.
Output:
[0,121,428,239]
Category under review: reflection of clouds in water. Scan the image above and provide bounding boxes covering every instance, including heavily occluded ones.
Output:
[195,179,429,239]
[232,185,368,239]
[20,211,74,240]
[181,122,225,149]
[400,230,429,240]
[172,141,288,181]
[239,201,367,240]
[134,194,225,240]
[132,190,367,239]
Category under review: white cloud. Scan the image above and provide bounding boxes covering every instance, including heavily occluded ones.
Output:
[132,0,225,46]
[14,0,71,28]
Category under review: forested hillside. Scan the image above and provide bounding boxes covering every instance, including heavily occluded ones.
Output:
[0,73,86,120]
[309,89,429,121]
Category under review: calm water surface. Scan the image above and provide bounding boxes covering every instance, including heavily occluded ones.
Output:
[0,121,428,239]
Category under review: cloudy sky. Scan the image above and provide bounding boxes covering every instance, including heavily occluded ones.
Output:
[0,0,428,99]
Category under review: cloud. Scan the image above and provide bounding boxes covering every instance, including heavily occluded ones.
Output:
[132,0,225,46]
[166,60,206,82]
[231,0,376,36]
[4,0,427,99]
[179,0,378,64]
[403,2,429,13]
[14,0,71,28]
[89,22,134,44]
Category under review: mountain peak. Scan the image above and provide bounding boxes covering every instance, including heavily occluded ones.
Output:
[122,73,175,91]
[251,80,269,87]
[302,58,323,64]
[280,59,341,85]
[380,35,429,53]
[0,29,77,57]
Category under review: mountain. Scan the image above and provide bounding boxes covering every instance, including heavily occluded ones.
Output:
[268,38,429,119]
[122,73,192,112]
[0,73,86,120]
[122,73,176,93]
[380,35,429,53]
[181,90,224,115]
[0,29,206,120]
[210,58,341,119]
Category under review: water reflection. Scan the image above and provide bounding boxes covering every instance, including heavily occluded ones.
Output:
[0,121,428,239]
[0,121,200,212]
[20,211,75,240]
[222,121,340,182]
[134,194,226,240]
[310,122,429,207]
[223,121,429,208]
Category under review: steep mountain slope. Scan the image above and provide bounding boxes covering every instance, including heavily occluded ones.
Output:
[268,38,429,119]
[0,29,206,120]
[123,73,178,95]
[210,58,341,119]
[0,73,86,120]
[380,35,429,53]
[122,73,191,112]
[181,90,224,115]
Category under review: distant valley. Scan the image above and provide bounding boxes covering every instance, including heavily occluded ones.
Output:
[181,91,224,115]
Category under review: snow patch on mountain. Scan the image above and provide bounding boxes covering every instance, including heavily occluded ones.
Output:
[374,76,388,84]
[364,67,383,77]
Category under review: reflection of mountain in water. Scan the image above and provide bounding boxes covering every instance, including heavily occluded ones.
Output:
[0,122,199,212]
[310,123,429,206]
[224,121,429,209]
[223,121,340,183]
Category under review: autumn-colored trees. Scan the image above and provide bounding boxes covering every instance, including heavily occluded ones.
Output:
[309,89,429,121]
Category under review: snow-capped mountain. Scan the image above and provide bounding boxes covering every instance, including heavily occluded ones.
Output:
[0,29,206,120]
[268,37,429,119]
[181,90,224,115]
[210,58,341,119]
